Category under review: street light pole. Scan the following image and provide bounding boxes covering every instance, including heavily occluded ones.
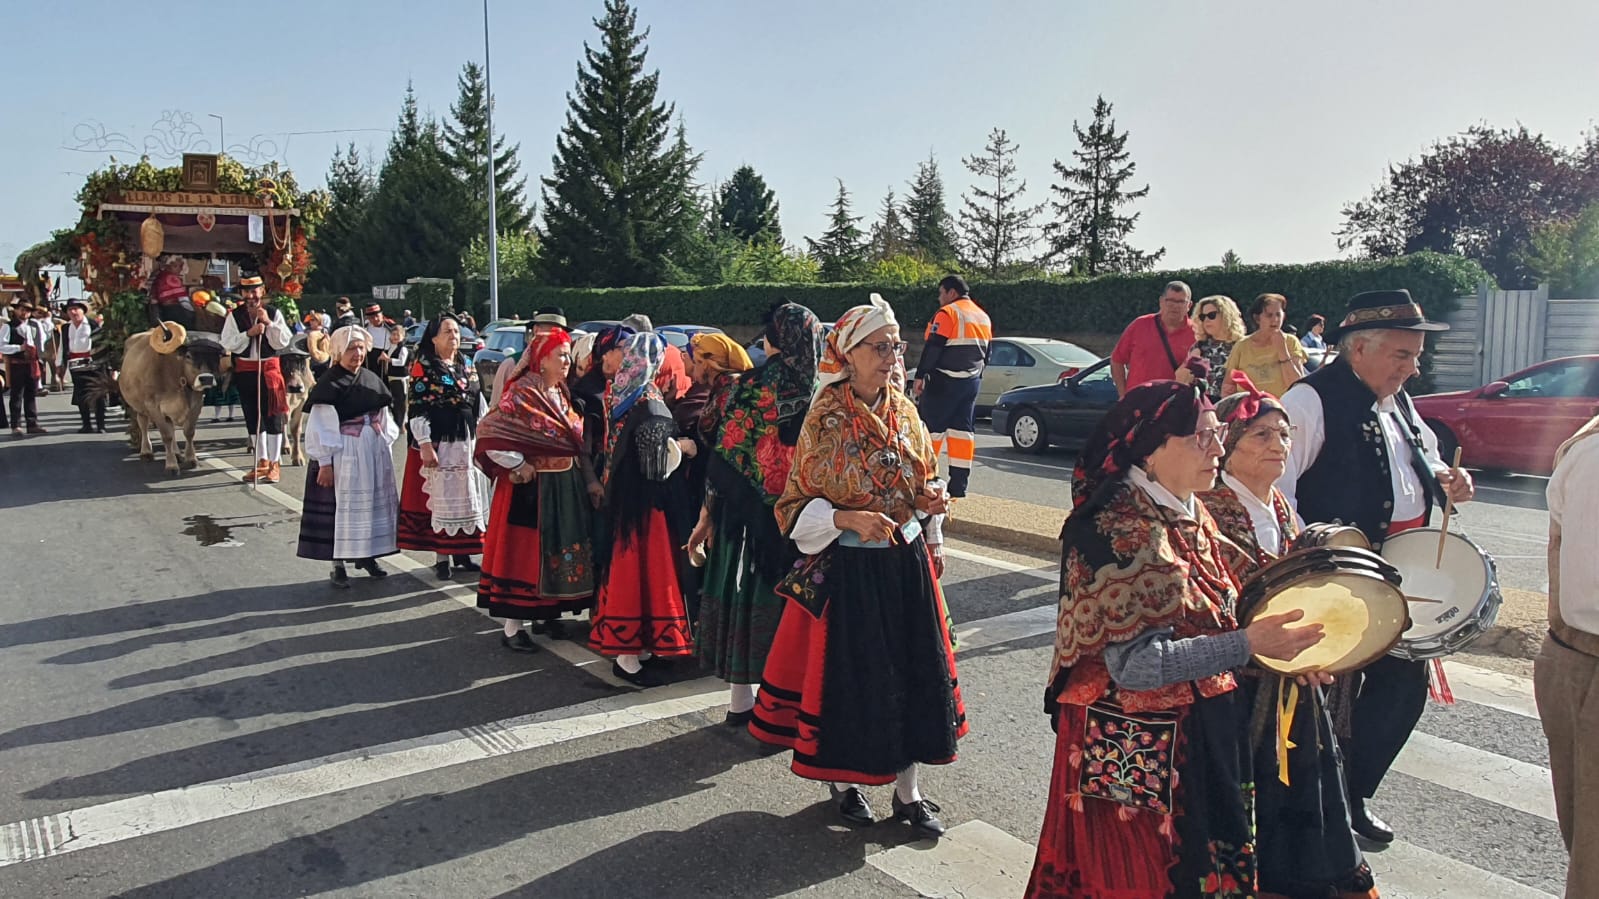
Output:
[482,0,500,323]
[208,113,225,156]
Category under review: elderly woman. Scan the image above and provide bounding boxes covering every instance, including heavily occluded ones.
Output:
[474,329,600,650]
[399,314,487,579]
[1185,295,1247,401]
[573,325,633,472]
[1197,373,1374,899]
[751,295,963,839]
[1226,293,1308,399]
[690,306,820,725]
[296,326,401,588]
[588,332,697,685]
[1026,377,1327,899]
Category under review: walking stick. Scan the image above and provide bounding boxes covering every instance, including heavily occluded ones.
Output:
[252,322,263,492]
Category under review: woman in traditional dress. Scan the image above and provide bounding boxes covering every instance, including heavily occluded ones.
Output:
[398,314,487,579]
[1197,371,1377,899]
[750,295,963,838]
[588,332,697,686]
[296,326,401,588]
[689,307,820,725]
[1025,377,1331,898]
[474,329,600,650]
[573,325,632,473]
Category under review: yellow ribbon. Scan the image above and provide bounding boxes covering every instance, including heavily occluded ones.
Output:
[1276,678,1299,787]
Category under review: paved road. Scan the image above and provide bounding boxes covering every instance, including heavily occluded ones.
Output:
[971,431,1554,594]
[0,394,1569,897]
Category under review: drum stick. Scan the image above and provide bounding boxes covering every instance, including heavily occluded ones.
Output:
[1434,446,1463,568]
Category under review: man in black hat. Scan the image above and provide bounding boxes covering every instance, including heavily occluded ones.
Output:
[1,301,49,434]
[220,274,293,483]
[58,299,107,433]
[1277,288,1474,844]
[333,296,357,330]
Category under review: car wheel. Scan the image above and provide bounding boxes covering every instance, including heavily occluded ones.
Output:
[1009,408,1048,454]
[1427,420,1459,465]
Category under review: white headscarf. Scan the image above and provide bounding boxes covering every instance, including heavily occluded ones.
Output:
[814,293,899,401]
[572,330,597,375]
[329,324,372,358]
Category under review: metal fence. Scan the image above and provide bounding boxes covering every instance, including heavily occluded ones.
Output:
[1430,285,1599,392]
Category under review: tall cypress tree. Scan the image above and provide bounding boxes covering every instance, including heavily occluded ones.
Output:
[807,180,867,282]
[867,189,910,261]
[444,61,532,235]
[1044,95,1164,275]
[903,154,958,265]
[959,127,1043,276]
[309,142,376,291]
[714,164,782,244]
[536,0,691,287]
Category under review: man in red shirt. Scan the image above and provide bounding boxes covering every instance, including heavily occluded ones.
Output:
[1109,281,1196,397]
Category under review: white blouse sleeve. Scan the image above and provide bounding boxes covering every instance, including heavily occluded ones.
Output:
[306,405,343,467]
[409,416,432,444]
[264,311,293,350]
[377,407,400,445]
[922,511,945,546]
[791,497,843,555]
[486,450,525,470]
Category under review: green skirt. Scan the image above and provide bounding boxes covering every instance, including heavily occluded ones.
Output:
[696,508,785,684]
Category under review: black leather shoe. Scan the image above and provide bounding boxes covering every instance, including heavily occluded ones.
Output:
[724,708,754,727]
[891,795,946,838]
[829,785,874,827]
[434,561,453,580]
[1351,801,1395,843]
[452,556,481,572]
[530,619,569,640]
[353,559,389,578]
[500,631,540,653]
[611,661,662,687]
[330,566,351,589]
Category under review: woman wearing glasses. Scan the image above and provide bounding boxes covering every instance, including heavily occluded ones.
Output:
[1026,375,1327,899]
[1196,372,1375,899]
[750,295,965,839]
[1185,295,1247,400]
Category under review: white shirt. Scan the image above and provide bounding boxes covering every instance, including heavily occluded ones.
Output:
[364,322,390,349]
[1548,434,1599,634]
[220,307,292,359]
[59,321,93,363]
[1277,383,1446,523]
[1220,472,1304,556]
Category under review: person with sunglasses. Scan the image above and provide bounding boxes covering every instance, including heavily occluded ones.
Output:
[1110,281,1197,398]
[1184,295,1247,400]
[1026,371,1326,898]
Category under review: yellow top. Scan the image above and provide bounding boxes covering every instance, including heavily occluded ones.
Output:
[1225,333,1308,399]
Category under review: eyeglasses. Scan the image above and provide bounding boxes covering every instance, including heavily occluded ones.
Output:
[1199,311,1220,321]
[861,340,908,359]
[1242,424,1297,445]
[1193,425,1229,451]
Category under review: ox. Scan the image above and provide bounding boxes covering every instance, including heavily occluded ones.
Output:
[120,325,223,475]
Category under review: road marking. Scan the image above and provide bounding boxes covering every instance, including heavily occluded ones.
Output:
[1365,838,1556,898]
[867,820,1035,899]
[943,546,1056,582]
[955,604,1056,653]
[1442,660,1538,719]
[974,448,1072,473]
[1393,730,1555,822]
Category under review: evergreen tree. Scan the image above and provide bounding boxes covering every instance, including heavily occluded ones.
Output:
[867,189,910,261]
[536,0,694,287]
[807,180,867,282]
[903,154,958,265]
[309,142,376,291]
[444,61,532,234]
[391,81,423,158]
[661,122,738,286]
[959,127,1043,276]
[714,164,782,243]
[1221,248,1243,270]
[1044,95,1164,275]
[363,91,471,286]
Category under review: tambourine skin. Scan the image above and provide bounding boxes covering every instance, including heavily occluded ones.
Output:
[1243,563,1411,676]
[1238,547,1401,619]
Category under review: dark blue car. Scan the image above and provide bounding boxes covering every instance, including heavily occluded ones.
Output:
[989,357,1118,453]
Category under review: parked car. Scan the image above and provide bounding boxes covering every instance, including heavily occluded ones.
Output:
[990,357,1119,453]
[574,319,621,335]
[1413,354,1599,476]
[974,338,1100,414]
[657,324,723,350]
[471,321,532,389]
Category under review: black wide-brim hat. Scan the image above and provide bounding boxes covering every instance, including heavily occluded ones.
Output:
[65,299,89,312]
[1326,289,1449,342]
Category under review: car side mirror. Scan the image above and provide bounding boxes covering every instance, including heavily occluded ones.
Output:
[1480,381,1509,398]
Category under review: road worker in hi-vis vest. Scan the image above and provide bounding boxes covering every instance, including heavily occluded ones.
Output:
[912,275,991,498]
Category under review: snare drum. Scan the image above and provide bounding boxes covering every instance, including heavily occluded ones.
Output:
[1380,528,1501,660]
[1241,547,1410,675]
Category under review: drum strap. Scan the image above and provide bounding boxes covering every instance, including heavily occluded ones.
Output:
[1276,679,1300,786]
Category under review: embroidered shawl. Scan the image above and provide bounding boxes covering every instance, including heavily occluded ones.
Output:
[408,354,479,445]
[1198,482,1300,577]
[473,368,584,474]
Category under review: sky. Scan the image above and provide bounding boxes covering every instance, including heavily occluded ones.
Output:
[3,0,1596,277]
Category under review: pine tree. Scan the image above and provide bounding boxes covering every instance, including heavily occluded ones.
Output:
[1044,95,1164,275]
[536,0,694,287]
[309,142,376,291]
[363,90,471,286]
[807,180,867,282]
[714,164,782,244]
[868,189,910,261]
[903,154,958,265]
[443,61,532,234]
[959,127,1044,276]
[391,81,423,158]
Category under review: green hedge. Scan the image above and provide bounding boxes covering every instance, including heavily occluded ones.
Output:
[459,252,1491,335]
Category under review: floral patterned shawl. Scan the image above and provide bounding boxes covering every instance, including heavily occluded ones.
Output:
[608,332,664,423]
[473,366,584,474]
[713,304,822,503]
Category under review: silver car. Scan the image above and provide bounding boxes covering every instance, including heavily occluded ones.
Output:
[976,337,1101,413]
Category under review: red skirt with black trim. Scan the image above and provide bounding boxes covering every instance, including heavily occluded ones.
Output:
[397,447,484,555]
[749,538,967,785]
[477,476,596,621]
[587,507,694,657]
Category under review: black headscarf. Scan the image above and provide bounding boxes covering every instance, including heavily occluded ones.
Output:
[307,360,393,423]
[1070,378,1214,513]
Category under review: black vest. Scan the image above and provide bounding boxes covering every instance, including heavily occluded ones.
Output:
[1292,358,1437,548]
[231,306,280,359]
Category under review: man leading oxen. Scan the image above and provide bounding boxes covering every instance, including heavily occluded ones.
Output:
[118,319,224,475]
[220,274,293,484]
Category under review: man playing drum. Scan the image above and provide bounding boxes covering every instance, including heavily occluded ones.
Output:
[1276,289,1474,844]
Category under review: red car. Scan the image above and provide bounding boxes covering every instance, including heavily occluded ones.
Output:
[1414,355,1599,476]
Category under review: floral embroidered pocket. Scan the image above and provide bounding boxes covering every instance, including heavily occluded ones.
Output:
[1078,702,1178,815]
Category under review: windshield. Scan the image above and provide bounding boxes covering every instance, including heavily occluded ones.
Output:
[1027,341,1099,365]
[486,329,527,353]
